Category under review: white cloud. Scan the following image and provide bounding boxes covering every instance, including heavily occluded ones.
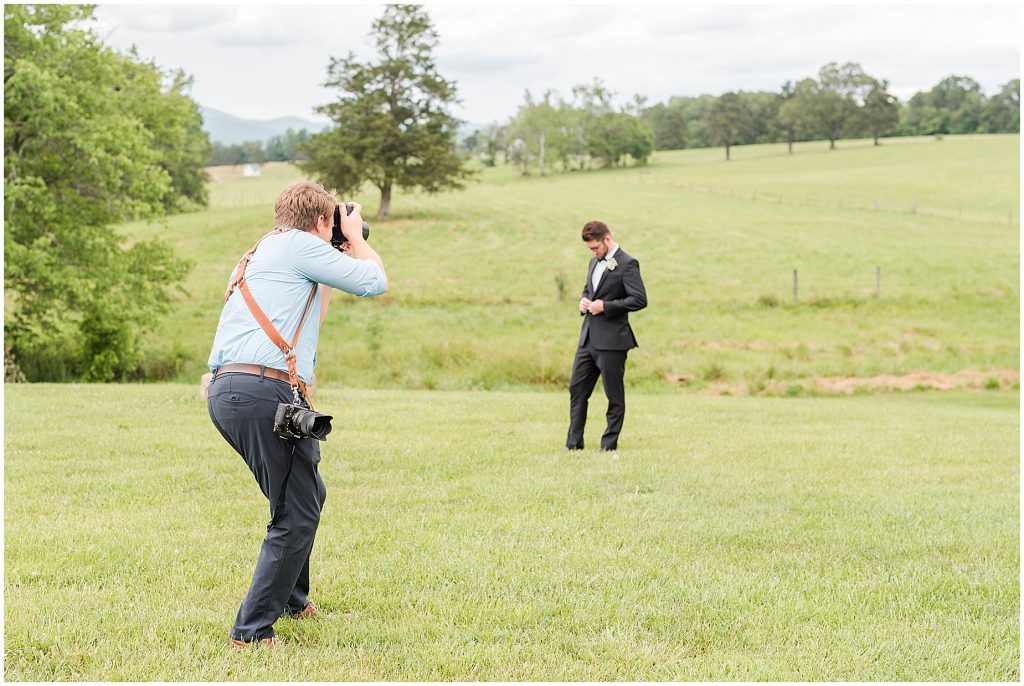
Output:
[91,3,1020,124]
[97,4,236,33]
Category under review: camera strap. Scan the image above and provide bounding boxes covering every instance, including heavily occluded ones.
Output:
[225,229,318,408]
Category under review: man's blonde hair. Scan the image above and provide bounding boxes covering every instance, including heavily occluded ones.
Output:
[274,181,338,231]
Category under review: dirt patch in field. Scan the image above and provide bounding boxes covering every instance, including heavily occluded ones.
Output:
[808,369,1018,394]
[674,339,774,351]
[206,165,241,182]
[667,369,1018,396]
[664,372,697,384]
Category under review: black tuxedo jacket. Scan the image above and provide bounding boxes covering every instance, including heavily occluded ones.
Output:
[579,248,647,350]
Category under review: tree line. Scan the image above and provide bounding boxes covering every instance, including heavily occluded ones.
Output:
[207,128,314,166]
[642,64,1019,159]
[218,63,1019,172]
[461,64,1019,166]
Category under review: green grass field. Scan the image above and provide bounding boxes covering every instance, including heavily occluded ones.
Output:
[4,384,1018,680]
[122,134,1019,394]
[5,135,1020,679]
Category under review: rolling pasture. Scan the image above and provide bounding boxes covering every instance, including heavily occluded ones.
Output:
[127,134,1018,395]
[4,134,1019,680]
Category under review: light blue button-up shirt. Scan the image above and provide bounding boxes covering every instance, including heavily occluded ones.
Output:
[208,228,387,383]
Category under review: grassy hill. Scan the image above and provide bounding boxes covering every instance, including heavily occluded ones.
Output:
[122,134,1020,393]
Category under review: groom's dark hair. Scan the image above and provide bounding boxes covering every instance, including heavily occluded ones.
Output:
[581,220,610,241]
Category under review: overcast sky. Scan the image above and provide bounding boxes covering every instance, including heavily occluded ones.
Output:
[91,3,1021,125]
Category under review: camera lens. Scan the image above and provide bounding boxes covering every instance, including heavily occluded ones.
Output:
[293,408,333,441]
[308,415,332,440]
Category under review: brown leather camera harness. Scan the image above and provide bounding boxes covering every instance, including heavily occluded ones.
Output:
[222,228,317,408]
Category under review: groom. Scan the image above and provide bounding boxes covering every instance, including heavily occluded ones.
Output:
[566,220,647,451]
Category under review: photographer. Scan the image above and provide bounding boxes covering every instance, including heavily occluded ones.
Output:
[207,181,386,648]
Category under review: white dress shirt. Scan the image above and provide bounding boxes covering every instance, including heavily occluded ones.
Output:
[591,244,619,292]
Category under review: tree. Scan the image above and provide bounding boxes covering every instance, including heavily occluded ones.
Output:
[461,123,504,167]
[901,91,944,135]
[505,81,652,173]
[901,75,987,136]
[937,76,983,133]
[568,80,615,169]
[615,113,655,164]
[571,80,653,167]
[5,5,195,381]
[506,137,531,174]
[265,128,312,162]
[737,91,783,144]
[126,67,211,211]
[300,5,472,220]
[810,62,871,149]
[583,111,653,167]
[507,90,573,175]
[929,76,983,116]
[705,92,753,160]
[859,78,900,145]
[480,124,506,166]
[240,140,265,165]
[980,79,1020,133]
[777,79,816,155]
[643,103,687,150]
[209,142,244,166]
[668,94,717,148]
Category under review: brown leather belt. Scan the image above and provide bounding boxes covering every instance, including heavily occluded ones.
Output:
[213,363,290,383]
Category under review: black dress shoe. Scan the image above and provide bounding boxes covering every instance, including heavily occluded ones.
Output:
[565,445,584,451]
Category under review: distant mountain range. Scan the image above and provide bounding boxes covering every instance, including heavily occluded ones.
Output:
[200,106,488,147]
[199,107,330,146]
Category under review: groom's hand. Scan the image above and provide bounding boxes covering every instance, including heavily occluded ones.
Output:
[579,297,592,313]
[587,299,605,315]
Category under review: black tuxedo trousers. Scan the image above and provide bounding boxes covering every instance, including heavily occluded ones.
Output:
[567,346,628,450]
[566,248,647,451]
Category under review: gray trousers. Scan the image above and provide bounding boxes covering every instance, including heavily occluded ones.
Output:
[207,371,327,642]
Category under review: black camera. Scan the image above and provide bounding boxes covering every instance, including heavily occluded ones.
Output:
[274,402,334,441]
[331,203,370,250]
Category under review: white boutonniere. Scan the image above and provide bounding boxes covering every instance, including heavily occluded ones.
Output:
[605,257,618,271]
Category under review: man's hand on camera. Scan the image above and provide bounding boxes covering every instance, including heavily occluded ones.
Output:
[335,199,386,280]
[340,201,365,243]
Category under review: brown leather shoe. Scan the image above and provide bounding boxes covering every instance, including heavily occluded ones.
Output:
[295,601,318,619]
[229,636,281,649]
